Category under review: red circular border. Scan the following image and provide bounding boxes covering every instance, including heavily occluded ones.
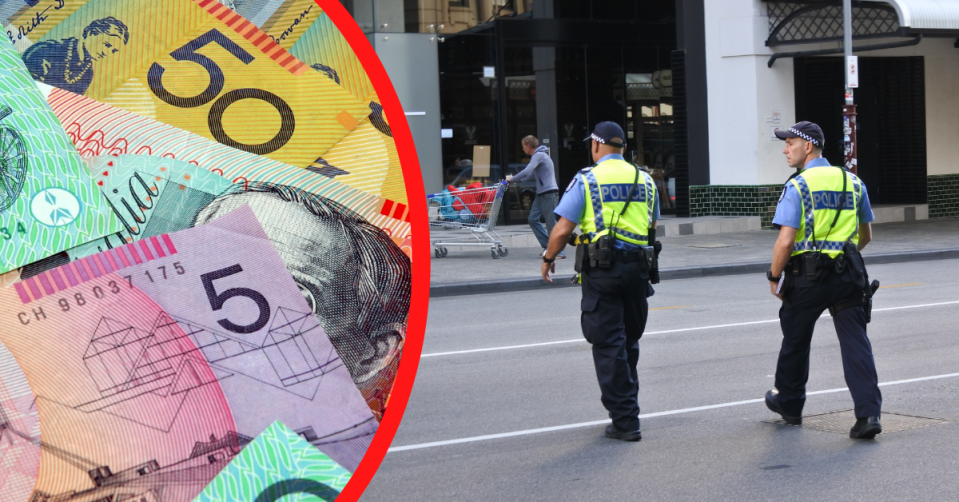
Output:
[316,1,429,500]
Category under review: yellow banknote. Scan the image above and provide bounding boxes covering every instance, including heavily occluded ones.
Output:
[14,0,370,168]
[289,10,408,203]
[257,0,324,49]
[7,0,411,202]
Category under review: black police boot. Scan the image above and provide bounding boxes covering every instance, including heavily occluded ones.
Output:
[849,416,882,439]
[605,423,641,442]
[765,389,802,425]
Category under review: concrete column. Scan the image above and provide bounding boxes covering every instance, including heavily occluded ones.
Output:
[478,0,495,24]
[370,33,444,195]
[533,48,559,175]
[703,0,797,185]
[531,0,558,176]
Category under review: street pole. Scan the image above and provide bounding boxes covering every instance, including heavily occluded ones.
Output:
[842,0,858,175]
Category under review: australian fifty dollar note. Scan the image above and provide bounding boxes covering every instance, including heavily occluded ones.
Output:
[4,0,412,201]
[5,0,370,169]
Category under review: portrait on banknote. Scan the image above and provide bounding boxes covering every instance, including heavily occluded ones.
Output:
[21,17,129,95]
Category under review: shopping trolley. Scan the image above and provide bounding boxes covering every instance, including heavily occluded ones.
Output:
[427,181,508,259]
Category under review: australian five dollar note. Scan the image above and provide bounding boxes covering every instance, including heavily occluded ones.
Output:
[0,205,375,501]
[4,0,412,419]
[34,88,412,419]
[0,35,120,275]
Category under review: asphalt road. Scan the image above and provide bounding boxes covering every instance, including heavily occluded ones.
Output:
[429,218,959,284]
[367,259,959,501]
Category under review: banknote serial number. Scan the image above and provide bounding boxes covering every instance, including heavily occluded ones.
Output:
[123,262,186,288]
[16,262,185,325]
[1,221,28,240]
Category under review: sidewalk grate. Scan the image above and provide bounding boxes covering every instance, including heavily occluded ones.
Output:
[764,410,948,434]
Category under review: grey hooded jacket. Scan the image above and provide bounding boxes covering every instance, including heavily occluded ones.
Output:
[512,145,558,194]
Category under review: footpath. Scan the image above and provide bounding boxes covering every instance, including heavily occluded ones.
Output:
[429,217,959,297]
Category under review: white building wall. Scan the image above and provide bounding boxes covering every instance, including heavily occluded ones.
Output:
[704,0,797,186]
[921,39,959,176]
[705,0,959,185]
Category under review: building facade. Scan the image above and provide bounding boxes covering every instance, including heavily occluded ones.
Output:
[700,0,959,227]
[342,0,959,225]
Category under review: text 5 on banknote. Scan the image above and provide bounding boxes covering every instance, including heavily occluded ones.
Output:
[0,206,375,500]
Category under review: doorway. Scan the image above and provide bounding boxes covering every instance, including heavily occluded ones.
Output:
[794,56,927,204]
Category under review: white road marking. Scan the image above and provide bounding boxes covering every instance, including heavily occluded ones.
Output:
[421,338,584,357]
[421,300,959,358]
[388,371,959,453]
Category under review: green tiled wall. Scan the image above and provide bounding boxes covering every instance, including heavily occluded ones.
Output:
[929,174,959,219]
[692,175,959,226]
[689,185,782,229]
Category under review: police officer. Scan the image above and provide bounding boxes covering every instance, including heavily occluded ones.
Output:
[766,121,882,439]
[541,121,659,442]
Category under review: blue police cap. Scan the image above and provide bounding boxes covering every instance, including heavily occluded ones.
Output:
[775,121,825,148]
[584,121,626,148]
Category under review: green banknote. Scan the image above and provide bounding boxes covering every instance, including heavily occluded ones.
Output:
[194,420,352,502]
[0,38,120,274]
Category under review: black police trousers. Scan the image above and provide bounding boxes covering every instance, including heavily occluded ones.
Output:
[775,267,882,419]
[580,260,649,432]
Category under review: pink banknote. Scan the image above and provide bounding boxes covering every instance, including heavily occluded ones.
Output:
[0,206,375,500]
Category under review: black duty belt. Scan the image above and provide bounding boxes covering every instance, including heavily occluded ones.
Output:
[611,250,644,263]
[787,251,849,282]
[537,189,558,196]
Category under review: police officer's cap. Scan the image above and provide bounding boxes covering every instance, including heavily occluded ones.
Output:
[775,121,825,148]
[584,121,626,148]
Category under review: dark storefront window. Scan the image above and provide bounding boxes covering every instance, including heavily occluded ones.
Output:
[440,38,540,220]
[626,76,676,211]
[439,2,678,220]
[554,0,674,22]
[794,56,927,204]
[438,34,498,186]
[554,45,677,213]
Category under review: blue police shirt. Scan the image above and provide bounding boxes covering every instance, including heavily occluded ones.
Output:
[554,153,660,251]
[772,157,875,230]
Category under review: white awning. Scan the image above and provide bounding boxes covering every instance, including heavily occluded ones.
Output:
[881,0,959,31]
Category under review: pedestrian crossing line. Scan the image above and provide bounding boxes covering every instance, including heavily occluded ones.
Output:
[650,305,692,311]
[419,300,959,358]
[879,283,922,289]
[387,371,959,453]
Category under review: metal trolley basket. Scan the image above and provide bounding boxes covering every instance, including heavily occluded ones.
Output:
[427,181,509,259]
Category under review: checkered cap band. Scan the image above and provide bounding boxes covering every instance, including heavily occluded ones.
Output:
[789,127,820,146]
[590,133,607,144]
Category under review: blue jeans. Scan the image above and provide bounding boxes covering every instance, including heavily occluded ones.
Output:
[528,191,564,256]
